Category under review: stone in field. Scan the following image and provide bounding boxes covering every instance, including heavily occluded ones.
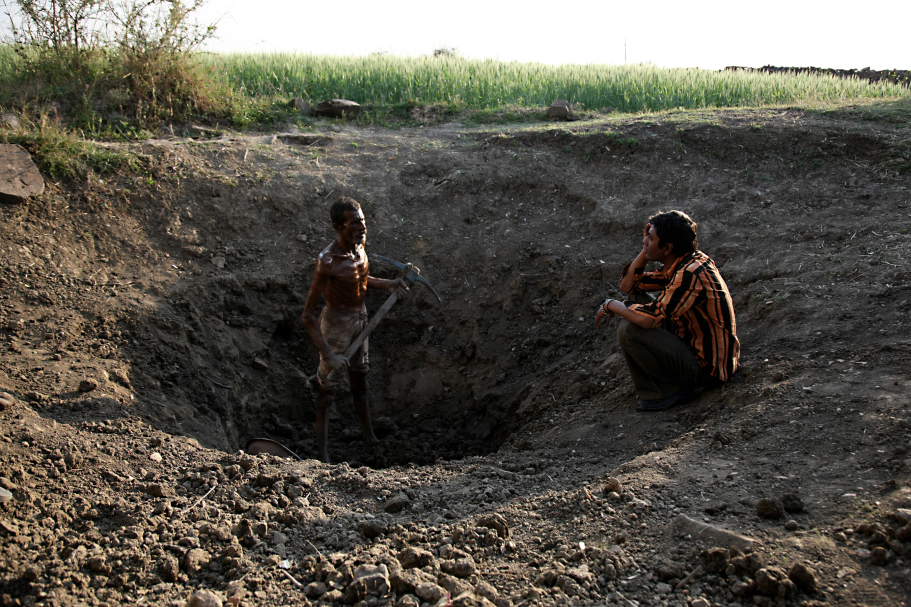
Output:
[1,144,44,204]
[312,99,361,118]
[547,99,572,120]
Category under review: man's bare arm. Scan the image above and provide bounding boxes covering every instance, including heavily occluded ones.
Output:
[302,273,332,354]
[367,276,408,296]
[301,261,349,375]
[302,288,331,357]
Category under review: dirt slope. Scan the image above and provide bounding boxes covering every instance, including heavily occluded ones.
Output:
[1,103,910,607]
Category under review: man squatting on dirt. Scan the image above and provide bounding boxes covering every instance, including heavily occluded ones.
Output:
[302,197,407,463]
[595,210,740,412]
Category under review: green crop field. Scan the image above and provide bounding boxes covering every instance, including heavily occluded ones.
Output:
[3,43,910,135]
[204,53,911,114]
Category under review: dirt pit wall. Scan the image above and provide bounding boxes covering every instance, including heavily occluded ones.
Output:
[1,107,910,469]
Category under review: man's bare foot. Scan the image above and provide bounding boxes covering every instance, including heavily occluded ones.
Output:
[363,433,380,452]
[317,442,330,464]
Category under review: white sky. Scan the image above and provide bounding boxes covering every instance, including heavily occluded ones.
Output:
[196,0,909,70]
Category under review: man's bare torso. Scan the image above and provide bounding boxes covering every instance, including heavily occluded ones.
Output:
[316,241,369,313]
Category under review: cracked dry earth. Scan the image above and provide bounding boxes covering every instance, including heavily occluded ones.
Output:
[1,102,911,607]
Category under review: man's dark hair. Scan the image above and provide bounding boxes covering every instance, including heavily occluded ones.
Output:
[330,197,361,227]
[649,210,698,257]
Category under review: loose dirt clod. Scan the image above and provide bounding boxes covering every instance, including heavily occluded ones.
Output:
[756,498,785,519]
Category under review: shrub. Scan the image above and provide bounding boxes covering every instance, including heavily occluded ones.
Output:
[111,0,222,123]
[2,0,223,128]
[5,0,109,77]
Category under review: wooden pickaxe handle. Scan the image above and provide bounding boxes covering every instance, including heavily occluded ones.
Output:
[325,264,412,383]
[325,289,401,382]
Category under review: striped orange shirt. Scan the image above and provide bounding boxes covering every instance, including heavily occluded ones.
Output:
[624,251,740,381]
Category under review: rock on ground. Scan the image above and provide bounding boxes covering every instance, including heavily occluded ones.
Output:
[0,144,44,203]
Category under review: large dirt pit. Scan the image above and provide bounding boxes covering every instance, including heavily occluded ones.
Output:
[1,104,911,607]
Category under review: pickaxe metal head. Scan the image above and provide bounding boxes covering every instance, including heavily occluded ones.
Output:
[372,254,443,305]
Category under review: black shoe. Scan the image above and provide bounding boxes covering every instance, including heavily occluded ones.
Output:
[636,389,695,412]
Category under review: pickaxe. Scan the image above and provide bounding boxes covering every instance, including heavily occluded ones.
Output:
[326,254,442,382]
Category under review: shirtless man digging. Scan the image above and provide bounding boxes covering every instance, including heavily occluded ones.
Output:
[302,197,407,463]
[595,210,740,411]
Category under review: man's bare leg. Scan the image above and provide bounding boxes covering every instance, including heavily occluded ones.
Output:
[315,387,333,463]
[350,370,380,452]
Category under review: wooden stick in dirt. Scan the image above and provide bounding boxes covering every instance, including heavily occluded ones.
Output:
[676,565,703,590]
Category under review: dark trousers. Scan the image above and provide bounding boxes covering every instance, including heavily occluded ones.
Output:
[617,318,702,401]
